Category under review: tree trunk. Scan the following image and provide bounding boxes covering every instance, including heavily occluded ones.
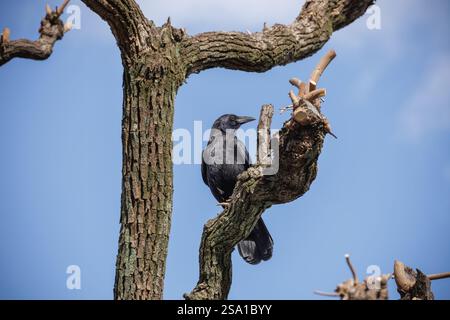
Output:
[114,60,179,299]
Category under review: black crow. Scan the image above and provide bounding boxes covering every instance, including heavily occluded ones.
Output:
[201,114,274,265]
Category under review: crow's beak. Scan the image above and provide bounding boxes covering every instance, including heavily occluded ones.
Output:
[236,116,256,125]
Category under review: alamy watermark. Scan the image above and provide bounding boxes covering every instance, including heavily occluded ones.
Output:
[366,264,383,290]
[366,5,382,30]
[65,5,81,30]
[57,3,379,32]
[66,265,81,290]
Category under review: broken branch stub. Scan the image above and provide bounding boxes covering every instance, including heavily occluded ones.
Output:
[1,28,10,44]
[394,260,434,300]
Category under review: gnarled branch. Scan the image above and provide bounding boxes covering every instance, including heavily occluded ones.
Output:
[181,0,374,75]
[185,51,336,300]
[0,0,71,67]
[80,0,154,60]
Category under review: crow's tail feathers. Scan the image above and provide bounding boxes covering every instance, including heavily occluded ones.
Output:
[237,218,273,265]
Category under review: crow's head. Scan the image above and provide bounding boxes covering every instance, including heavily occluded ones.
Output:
[211,114,255,132]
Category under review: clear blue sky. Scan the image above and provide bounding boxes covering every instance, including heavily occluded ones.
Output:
[0,0,449,299]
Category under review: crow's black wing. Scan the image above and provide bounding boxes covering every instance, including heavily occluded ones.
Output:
[201,155,208,186]
[201,141,228,202]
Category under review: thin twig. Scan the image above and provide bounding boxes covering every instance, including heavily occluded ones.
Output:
[1,27,10,43]
[216,202,231,207]
[279,104,293,114]
[345,254,358,284]
[428,272,450,281]
[314,290,339,297]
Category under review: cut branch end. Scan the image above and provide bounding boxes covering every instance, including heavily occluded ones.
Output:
[309,80,317,92]
[1,27,10,43]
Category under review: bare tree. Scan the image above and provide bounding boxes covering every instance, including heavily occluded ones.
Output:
[0,0,375,299]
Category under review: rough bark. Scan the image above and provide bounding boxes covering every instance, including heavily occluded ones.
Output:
[3,0,375,299]
[114,65,181,300]
[81,0,188,300]
[181,0,374,75]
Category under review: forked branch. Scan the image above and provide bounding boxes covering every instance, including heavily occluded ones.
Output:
[0,0,71,66]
